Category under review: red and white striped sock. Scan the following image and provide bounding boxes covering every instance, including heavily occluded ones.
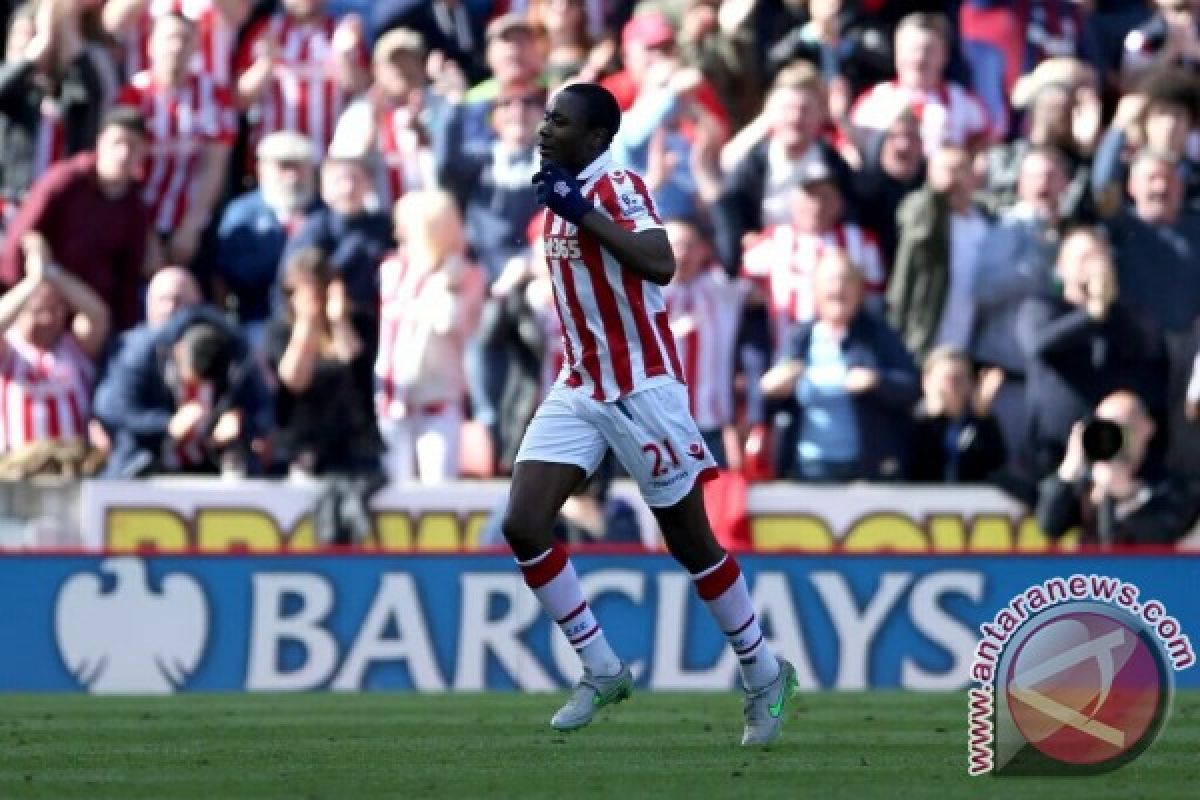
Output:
[693,554,780,690]
[518,544,622,677]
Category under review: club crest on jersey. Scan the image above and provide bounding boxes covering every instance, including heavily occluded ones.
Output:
[620,190,645,215]
[544,235,582,260]
[688,442,706,460]
[554,181,572,197]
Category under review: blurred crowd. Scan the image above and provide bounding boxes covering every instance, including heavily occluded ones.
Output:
[4,0,1200,546]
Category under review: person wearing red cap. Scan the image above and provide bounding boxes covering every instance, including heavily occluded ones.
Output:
[601,9,728,129]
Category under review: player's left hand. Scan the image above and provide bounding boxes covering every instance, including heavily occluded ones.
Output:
[533,164,592,225]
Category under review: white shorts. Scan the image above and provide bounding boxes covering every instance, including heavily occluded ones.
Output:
[515,381,718,507]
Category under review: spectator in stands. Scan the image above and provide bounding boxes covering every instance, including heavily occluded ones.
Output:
[887,142,990,364]
[88,266,201,460]
[437,82,542,282]
[601,8,728,130]
[216,131,320,352]
[676,0,765,132]
[95,303,267,478]
[1018,227,1167,478]
[328,27,438,213]
[235,0,368,155]
[1093,69,1200,217]
[714,62,854,273]
[850,11,992,157]
[1,106,150,332]
[853,109,925,267]
[477,214,562,474]
[908,345,1007,483]
[983,57,1100,219]
[468,12,544,104]
[743,156,886,343]
[372,0,489,85]
[1121,0,1200,84]
[117,12,236,269]
[764,0,892,125]
[761,250,919,482]
[102,0,249,90]
[663,217,747,468]
[268,246,381,479]
[612,54,725,222]
[146,266,203,330]
[459,13,544,147]
[283,151,393,354]
[527,0,611,87]
[0,232,108,463]
[1103,149,1200,333]
[376,190,483,484]
[0,0,107,222]
[1039,390,1200,546]
[971,146,1070,462]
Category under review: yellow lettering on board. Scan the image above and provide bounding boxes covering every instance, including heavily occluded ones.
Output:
[1015,516,1054,551]
[376,513,413,551]
[750,515,834,551]
[416,513,460,551]
[842,513,927,552]
[967,515,1014,551]
[286,517,317,551]
[106,509,189,552]
[927,515,966,550]
[196,510,281,551]
[463,512,489,549]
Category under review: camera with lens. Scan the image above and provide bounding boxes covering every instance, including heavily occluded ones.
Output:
[1081,417,1124,462]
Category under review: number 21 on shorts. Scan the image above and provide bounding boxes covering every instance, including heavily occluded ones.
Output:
[642,439,681,477]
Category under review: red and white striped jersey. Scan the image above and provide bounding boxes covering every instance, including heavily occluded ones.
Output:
[742,223,886,332]
[375,251,481,415]
[236,13,351,156]
[851,80,991,155]
[166,380,215,469]
[120,0,239,88]
[0,332,94,454]
[331,97,434,209]
[662,268,746,431]
[540,153,684,401]
[118,71,237,233]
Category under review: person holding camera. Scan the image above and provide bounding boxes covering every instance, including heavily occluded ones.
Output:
[1038,391,1200,546]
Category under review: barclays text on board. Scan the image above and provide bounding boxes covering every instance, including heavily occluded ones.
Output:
[1,555,1196,693]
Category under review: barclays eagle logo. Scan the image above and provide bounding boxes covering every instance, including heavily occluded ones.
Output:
[55,557,208,694]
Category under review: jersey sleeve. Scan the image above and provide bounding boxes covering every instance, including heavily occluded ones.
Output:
[595,169,663,233]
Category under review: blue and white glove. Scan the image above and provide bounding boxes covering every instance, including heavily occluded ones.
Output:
[533,164,593,225]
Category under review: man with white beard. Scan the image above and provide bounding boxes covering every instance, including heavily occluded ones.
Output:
[215,131,320,352]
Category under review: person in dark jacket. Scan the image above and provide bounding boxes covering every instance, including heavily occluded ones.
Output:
[371,0,489,85]
[0,0,106,216]
[761,249,919,481]
[216,131,320,351]
[437,82,541,282]
[853,109,925,267]
[1038,390,1200,546]
[1018,227,1167,479]
[94,305,269,478]
[713,63,855,274]
[908,345,1007,483]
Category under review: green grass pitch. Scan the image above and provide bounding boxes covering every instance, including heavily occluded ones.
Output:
[2,691,1197,799]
